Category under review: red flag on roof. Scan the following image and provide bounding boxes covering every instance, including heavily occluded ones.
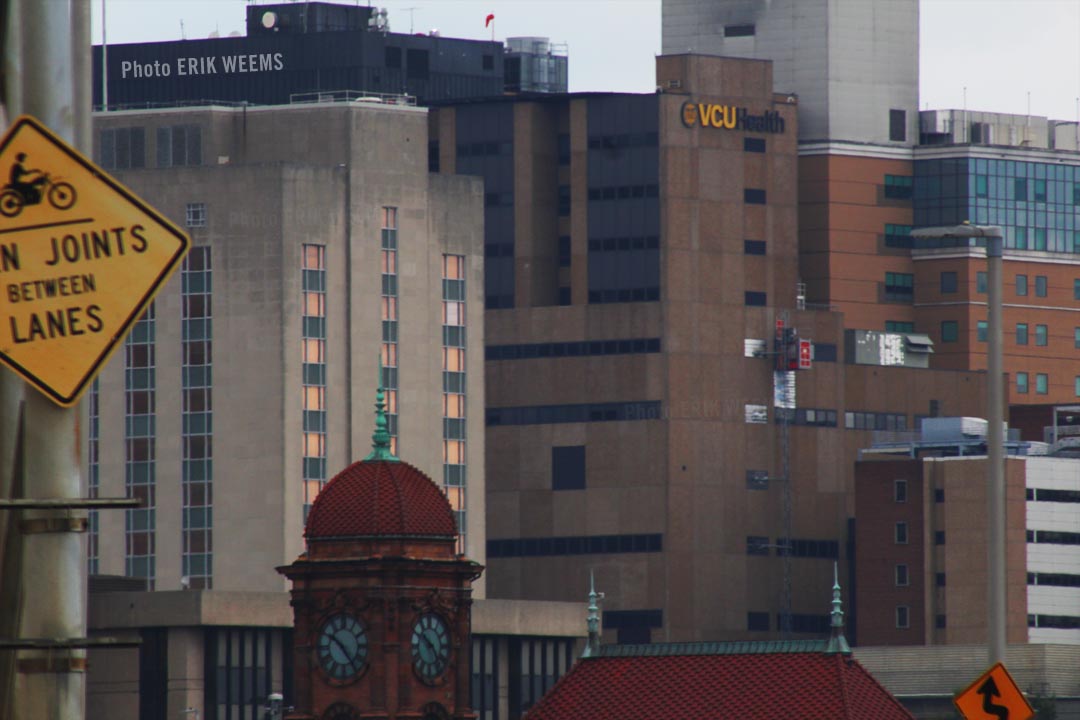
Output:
[485,13,495,27]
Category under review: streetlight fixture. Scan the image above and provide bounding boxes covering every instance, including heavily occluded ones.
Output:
[910,223,1006,666]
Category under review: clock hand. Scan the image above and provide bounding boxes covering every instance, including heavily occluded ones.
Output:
[329,632,351,664]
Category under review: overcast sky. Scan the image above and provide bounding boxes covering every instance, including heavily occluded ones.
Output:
[91,0,1080,121]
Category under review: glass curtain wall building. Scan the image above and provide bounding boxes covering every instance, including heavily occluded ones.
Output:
[915,157,1080,252]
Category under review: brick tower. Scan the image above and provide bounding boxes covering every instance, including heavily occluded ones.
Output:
[278,386,483,720]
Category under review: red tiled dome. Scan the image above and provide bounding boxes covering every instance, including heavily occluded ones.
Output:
[304,460,457,539]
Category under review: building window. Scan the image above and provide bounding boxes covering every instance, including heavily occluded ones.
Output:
[558,236,572,268]
[1015,178,1028,201]
[1016,275,1028,296]
[125,304,156,588]
[884,224,913,248]
[940,271,958,294]
[884,272,914,301]
[745,291,767,306]
[1035,229,1047,251]
[975,175,989,198]
[747,612,769,631]
[894,479,908,503]
[977,271,987,294]
[557,185,571,217]
[744,137,766,153]
[747,536,771,556]
[406,48,430,80]
[488,534,662,558]
[744,240,766,255]
[185,202,206,229]
[895,522,908,544]
[746,470,769,490]
[382,208,400,456]
[896,605,910,629]
[302,243,327,518]
[1036,324,1048,346]
[724,23,755,37]
[1035,275,1048,297]
[889,110,906,142]
[885,321,914,333]
[936,614,947,629]
[98,126,146,170]
[744,188,767,205]
[884,175,913,199]
[1074,279,1080,301]
[1017,372,1029,394]
[934,488,945,503]
[1015,228,1028,250]
[488,401,662,426]
[934,531,946,545]
[182,247,213,589]
[156,124,201,167]
[1036,373,1049,395]
[1075,376,1080,397]
[552,134,570,167]
[895,564,909,587]
[552,446,585,491]
[1075,328,1080,349]
[1035,179,1047,202]
[941,321,958,343]
[1016,323,1029,345]
[977,321,988,342]
[936,573,946,587]
[443,253,467,553]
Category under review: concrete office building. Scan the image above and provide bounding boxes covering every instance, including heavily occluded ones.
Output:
[661,0,927,344]
[89,98,487,594]
[430,54,987,643]
[908,111,1080,405]
[93,1,567,110]
[662,0,1080,407]
[661,0,920,146]
[855,435,1080,647]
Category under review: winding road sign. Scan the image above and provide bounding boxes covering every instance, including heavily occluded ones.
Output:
[0,115,189,406]
[954,662,1034,720]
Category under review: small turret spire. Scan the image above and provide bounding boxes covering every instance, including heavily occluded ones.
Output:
[364,355,399,462]
[582,570,604,658]
[825,561,851,655]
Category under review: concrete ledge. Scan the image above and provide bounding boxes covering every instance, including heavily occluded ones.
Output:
[473,599,586,638]
[89,590,293,629]
[854,643,1080,696]
[89,591,586,640]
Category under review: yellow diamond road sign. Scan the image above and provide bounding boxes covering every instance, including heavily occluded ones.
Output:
[0,115,189,406]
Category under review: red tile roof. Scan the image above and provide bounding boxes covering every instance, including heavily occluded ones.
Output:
[524,644,915,720]
[304,460,457,539]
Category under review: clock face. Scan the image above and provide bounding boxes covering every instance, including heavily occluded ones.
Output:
[411,613,451,680]
[317,613,368,681]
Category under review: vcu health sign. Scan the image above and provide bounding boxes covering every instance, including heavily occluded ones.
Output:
[0,116,189,406]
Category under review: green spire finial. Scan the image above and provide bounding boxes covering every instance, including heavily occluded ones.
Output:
[825,561,851,655]
[582,570,604,658]
[364,355,399,462]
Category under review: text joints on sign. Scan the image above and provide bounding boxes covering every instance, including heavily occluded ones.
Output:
[3,225,151,345]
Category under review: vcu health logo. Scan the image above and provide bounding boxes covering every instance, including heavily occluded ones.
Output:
[681,101,785,134]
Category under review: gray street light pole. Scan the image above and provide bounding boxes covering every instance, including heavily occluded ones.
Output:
[912,223,1006,665]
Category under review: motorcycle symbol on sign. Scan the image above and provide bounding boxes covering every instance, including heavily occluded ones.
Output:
[0,152,77,218]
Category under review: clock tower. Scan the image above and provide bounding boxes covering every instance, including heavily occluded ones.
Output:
[278,387,483,720]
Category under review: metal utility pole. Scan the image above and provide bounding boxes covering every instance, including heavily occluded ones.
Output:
[3,2,90,719]
[912,223,1006,665]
